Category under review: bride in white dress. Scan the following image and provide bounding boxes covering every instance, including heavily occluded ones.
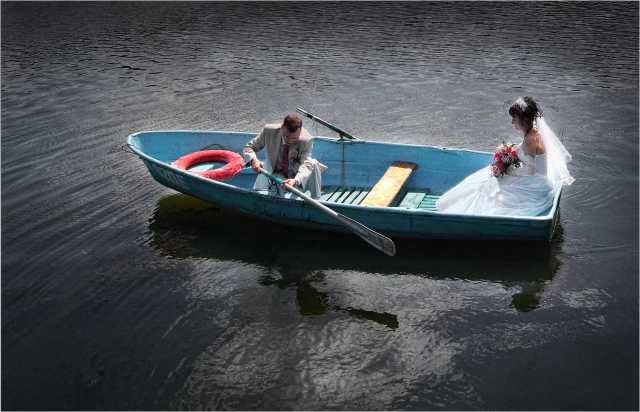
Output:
[436,97,574,217]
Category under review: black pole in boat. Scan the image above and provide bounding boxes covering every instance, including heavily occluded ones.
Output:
[296,107,359,141]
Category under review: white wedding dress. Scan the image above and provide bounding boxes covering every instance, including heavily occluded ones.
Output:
[436,144,555,216]
[437,117,574,217]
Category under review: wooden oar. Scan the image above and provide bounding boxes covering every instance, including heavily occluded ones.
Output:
[296,107,359,140]
[259,168,396,256]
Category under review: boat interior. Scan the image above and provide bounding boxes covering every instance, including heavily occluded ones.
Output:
[130,130,538,212]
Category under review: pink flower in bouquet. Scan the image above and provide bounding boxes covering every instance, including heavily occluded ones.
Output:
[491,143,522,177]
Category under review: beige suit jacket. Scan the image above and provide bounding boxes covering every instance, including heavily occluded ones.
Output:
[242,123,315,186]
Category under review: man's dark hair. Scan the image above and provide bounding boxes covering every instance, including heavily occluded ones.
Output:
[282,113,303,133]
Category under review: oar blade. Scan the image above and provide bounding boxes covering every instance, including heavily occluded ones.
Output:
[259,168,395,256]
[335,213,396,256]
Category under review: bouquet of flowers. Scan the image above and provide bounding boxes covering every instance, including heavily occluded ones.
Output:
[490,143,522,177]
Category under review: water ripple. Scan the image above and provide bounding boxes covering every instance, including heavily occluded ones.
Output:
[2,2,638,410]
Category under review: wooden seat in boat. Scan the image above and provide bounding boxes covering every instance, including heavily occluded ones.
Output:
[360,161,418,207]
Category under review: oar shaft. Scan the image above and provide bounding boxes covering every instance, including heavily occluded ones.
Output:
[259,169,335,214]
[259,168,395,256]
[296,107,358,140]
[285,182,340,218]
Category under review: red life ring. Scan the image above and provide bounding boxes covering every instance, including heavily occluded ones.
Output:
[173,150,244,181]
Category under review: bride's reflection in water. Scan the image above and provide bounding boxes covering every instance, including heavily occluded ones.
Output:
[147,194,564,324]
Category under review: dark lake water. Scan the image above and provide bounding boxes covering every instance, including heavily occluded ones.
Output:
[2,2,638,410]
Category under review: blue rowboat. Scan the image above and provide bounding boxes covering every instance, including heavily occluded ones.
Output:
[127,130,562,241]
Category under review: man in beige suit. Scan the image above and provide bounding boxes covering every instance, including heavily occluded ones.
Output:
[243,113,326,198]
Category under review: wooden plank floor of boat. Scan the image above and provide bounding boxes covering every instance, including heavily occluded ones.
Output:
[320,187,440,211]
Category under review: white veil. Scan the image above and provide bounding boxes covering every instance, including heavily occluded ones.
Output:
[537,116,575,186]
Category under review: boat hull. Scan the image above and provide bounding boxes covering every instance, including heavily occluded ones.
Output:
[138,142,559,241]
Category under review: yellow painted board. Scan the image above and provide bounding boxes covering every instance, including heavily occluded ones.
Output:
[361,161,418,207]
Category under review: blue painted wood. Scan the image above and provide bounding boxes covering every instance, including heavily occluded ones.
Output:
[353,190,369,205]
[128,130,562,241]
[399,192,426,209]
[418,205,438,211]
[320,188,337,201]
[327,188,345,202]
[335,188,355,204]
[417,194,441,211]
[344,189,362,205]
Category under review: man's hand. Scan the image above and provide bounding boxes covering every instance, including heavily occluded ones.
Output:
[250,158,262,172]
[282,178,297,189]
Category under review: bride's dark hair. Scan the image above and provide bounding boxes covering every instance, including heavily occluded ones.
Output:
[509,96,543,131]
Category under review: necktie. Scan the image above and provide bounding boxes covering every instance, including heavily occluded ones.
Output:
[279,143,289,177]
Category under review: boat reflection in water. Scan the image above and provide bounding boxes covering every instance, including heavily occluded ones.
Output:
[147,194,564,327]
